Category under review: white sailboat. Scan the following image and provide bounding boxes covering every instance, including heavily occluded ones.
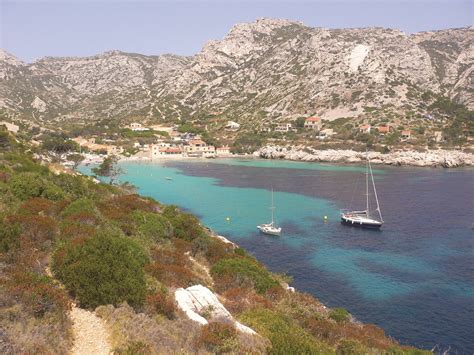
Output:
[341,151,384,229]
[257,189,282,235]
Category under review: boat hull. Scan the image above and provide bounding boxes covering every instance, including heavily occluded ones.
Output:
[257,225,281,236]
[340,216,382,229]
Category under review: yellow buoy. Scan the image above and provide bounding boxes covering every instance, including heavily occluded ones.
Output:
[324,215,328,222]
[225,217,231,222]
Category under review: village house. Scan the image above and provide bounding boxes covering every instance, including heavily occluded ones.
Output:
[433,131,443,143]
[225,121,240,130]
[318,128,335,140]
[185,139,216,158]
[401,130,412,141]
[0,121,19,134]
[259,125,272,133]
[216,145,231,157]
[377,125,391,136]
[275,123,293,133]
[106,145,124,155]
[129,122,149,131]
[359,124,371,134]
[72,136,96,146]
[304,117,322,130]
[151,143,183,159]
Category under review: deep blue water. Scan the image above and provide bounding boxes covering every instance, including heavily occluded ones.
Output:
[80,159,474,353]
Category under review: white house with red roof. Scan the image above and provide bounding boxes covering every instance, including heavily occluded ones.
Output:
[359,124,371,134]
[216,146,231,157]
[151,143,184,159]
[304,117,322,130]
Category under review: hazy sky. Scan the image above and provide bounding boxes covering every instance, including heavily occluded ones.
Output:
[1,0,472,62]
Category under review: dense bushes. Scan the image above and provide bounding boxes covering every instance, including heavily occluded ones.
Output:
[7,271,70,317]
[162,205,206,241]
[132,211,173,241]
[0,217,20,252]
[9,172,64,200]
[240,308,334,354]
[211,257,280,294]
[196,322,238,353]
[330,307,351,323]
[53,231,148,308]
[145,244,203,288]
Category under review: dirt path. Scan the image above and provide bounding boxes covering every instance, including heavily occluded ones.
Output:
[70,305,111,355]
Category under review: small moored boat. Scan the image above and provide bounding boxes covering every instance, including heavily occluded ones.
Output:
[257,189,282,235]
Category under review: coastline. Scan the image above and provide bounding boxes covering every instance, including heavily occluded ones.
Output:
[77,147,473,170]
[254,145,474,168]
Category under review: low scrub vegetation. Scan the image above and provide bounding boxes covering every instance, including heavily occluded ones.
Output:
[211,257,281,294]
[0,129,428,354]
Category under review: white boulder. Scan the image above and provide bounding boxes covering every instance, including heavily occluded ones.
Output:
[175,285,256,335]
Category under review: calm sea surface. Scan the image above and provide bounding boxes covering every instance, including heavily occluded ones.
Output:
[81,158,474,353]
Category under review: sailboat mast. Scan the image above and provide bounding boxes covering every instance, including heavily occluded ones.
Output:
[271,188,275,225]
[368,157,383,222]
[366,150,369,215]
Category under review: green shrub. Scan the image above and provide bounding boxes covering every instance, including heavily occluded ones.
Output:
[336,339,367,354]
[132,211,173,241]
[240,308,334,354]
[329,308,350,323]
[4,153,49,174]
[8,172,64,200]
[60,198,97,219]
[9,172,45,200]
[0,217,20,252]
[162,205,206,241]
[41,183,65,200]
[52,174,89,198]
[211,257,279,294]
[53,230,148,308]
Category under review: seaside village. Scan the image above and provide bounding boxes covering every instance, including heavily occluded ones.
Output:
[1,111,463,164]
[71,122,232,161]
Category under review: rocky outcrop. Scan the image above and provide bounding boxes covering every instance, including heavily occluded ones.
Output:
[0,20,472,124]
[254,145,474,168]
[175,285,256,335]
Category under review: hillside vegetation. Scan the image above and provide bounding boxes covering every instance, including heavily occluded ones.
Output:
[0,127,429,353]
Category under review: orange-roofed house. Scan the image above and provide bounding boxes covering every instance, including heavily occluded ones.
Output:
[359,124,371,134]
[151,144,184,159]
[377,125,391,136]
[304,117,322,130]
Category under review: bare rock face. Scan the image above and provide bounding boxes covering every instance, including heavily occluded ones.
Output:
[0,19,472,124]
[175,285,257,335]
[255,145,473,168]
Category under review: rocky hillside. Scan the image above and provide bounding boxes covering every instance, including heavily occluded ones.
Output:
[0,18,472,128]
[0,127,429,354]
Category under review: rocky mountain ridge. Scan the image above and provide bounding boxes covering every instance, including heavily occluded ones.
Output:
[0,18,472,128]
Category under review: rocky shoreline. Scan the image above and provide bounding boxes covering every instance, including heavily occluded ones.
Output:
[254,145,474,168]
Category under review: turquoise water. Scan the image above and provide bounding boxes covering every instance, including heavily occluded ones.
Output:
[79,159,474,353]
